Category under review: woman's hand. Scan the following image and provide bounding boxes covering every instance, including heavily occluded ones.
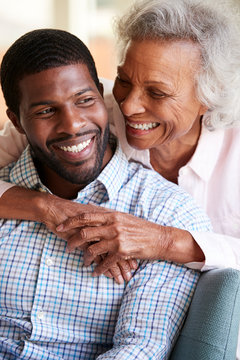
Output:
[36,192,139,283]
[57,210,205,276]
[0,187,137,283]
[57,210,170,260]
[40,193,101,237]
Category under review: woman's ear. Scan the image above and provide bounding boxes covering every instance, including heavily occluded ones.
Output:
[6,109,25,134]
[200,104,209,116]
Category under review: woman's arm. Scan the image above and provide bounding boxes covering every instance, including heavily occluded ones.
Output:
[58,210,240,275]
[0,186,137,283]
[56,210,205,273]
[188,231,240,271]
[0,120,27,166]
[0,185,99,226]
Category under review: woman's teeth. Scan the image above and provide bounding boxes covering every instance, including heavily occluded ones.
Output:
[60,139,91,153]
[127,122,158,130]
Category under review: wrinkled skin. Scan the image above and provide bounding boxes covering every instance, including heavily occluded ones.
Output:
[41,193,138,284]
[55,39,206,276]
[56,208,199,277]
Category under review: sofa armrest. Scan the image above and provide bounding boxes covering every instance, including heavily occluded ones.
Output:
[170,268,240,360]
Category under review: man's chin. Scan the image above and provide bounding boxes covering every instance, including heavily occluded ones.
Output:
[52,161,103,186]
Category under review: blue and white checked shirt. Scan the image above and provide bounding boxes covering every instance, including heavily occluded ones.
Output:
[0,137,211,359]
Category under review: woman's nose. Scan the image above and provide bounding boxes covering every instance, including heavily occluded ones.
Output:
[119,89,145,117]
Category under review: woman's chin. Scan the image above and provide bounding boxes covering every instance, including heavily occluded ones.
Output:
[126,135,152,150]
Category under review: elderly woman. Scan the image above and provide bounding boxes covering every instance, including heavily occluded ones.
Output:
[0,1,240,284]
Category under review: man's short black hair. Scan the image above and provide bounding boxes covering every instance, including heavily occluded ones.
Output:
[0,28,100,117]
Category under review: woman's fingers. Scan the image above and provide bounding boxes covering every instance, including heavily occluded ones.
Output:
[83,240,116,265]
[66,226,116,253]
[57,211,113,232]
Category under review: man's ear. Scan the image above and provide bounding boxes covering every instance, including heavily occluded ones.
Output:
[6,109,25,134]
[98,82,104,97]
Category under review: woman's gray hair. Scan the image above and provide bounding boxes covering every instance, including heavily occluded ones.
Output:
[114,0,240,129]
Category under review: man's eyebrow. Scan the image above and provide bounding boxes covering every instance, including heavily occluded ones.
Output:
[74,87,94,96]
[29,100,53,109]
[29,87,95,109]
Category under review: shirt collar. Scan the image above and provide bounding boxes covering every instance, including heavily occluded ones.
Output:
[9,136,130,202]
[180,123,225,181]
[95,135,130,201]
[9,145,49,192]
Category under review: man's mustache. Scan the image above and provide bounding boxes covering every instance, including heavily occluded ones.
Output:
[46,129,100,147]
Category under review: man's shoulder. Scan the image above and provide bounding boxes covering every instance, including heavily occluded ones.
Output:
[124,160,211,231]
[0,161,16,181]
[0,146,39,190]
[126,159,180,193]
[124,159,190,207]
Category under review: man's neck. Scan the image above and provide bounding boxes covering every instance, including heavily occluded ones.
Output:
[34,143,113,200]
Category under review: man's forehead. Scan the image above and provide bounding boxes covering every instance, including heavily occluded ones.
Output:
[18,64,97,103]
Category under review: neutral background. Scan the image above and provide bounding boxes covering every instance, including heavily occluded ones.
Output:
[0,0,239,128]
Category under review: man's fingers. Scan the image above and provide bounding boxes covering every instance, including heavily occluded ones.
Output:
[91,254,136,282]
[117,259,134,282]
[83,240,116,265]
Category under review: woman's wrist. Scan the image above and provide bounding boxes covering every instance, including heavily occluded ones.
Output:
[162,226,205,264]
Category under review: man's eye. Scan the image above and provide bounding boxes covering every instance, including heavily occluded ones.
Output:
[77,97,94,105]
[36,108,54,115]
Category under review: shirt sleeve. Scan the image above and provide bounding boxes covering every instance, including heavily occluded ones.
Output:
[0,120,27,167]
[0,180,15,197]
[186,231,240,271]
[0,120,27,197]
[96,260,199,360]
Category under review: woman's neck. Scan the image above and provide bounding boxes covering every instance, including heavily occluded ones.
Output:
[150,124,202,184]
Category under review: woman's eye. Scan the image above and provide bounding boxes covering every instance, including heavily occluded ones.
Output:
[117,76,130,87]
[149,90,166,98]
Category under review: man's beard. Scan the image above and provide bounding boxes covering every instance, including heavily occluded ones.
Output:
[30,124,109,186]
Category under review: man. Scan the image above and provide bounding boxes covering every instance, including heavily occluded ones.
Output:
[0,29,211,359]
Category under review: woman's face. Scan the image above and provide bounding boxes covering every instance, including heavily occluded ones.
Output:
[113,39,207,150]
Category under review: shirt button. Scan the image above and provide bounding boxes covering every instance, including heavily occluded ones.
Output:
[37,311,45,320]
[46,256,54,267]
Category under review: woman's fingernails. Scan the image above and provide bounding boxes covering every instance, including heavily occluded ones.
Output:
[117,275,124,284]
[125,271,132,281]
[56,224,64,231]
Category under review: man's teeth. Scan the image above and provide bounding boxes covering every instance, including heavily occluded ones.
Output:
[127,122,158,130]
[60,139,91,153]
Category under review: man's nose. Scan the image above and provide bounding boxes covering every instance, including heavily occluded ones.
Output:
[119,88,145,117]
[56,106,87,134]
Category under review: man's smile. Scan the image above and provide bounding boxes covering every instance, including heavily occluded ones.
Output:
[59,138,92,153]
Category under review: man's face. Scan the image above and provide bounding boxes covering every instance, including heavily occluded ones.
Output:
[13,64,111,189]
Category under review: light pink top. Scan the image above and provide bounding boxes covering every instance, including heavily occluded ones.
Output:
[105,89,240,272]
[1,79,240,272]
